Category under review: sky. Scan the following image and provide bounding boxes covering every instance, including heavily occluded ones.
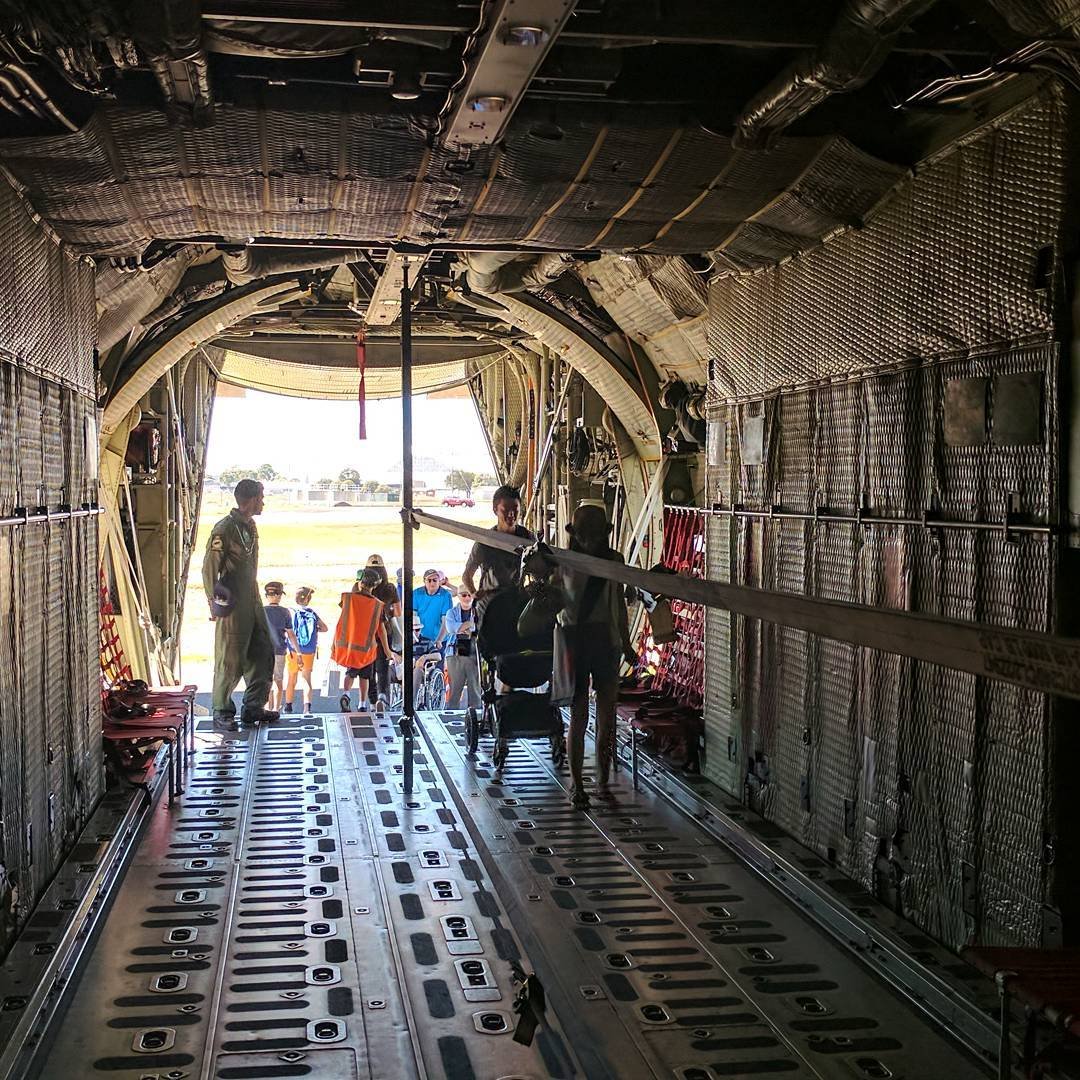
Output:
[204,390,494,483]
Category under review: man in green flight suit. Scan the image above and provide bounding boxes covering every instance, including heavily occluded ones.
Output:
[203,478,278,729]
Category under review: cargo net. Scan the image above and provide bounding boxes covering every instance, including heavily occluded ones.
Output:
[99,568,133,690]
[637,507,705,708]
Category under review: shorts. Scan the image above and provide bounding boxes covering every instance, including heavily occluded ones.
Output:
[346,662,375,680]
[287,652,315,677]
[272,653,286,681]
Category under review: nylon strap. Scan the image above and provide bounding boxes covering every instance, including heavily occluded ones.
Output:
[411,509,1080,702]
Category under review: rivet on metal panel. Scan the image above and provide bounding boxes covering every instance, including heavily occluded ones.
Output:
[579,985,605,1000]
[354,906,371,914]
[367,999,387,1009]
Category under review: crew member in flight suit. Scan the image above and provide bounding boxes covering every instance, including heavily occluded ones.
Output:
[203,478,278,728]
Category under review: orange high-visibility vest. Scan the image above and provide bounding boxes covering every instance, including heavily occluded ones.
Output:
[331,592,384,669]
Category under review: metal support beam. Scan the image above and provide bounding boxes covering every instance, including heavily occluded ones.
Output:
[400,260,416,794]
[365,251,430,326]
[200,1,995,53]
[440,0,578,148]
[411,509,1080,703]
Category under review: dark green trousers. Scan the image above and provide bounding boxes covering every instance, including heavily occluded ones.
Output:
[212,602,274,714]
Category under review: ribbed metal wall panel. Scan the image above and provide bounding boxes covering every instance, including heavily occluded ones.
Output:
[702,83,1071,952]
[0,173,100,958]
[703,510,738,793]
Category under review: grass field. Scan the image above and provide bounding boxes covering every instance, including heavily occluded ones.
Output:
[180,495,489,686]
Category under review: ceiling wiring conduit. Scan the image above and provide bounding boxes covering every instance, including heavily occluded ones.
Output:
[733,0,938,148]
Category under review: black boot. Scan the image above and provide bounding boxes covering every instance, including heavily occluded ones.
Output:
[241,706,280,725]
[213,711,239,731]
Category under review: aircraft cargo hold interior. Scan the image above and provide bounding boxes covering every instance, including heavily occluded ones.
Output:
[1,2,1080,1078]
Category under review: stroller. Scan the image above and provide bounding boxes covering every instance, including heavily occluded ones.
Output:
[463,586,566,771]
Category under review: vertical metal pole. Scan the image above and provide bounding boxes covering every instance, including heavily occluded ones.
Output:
[400,261,415,795]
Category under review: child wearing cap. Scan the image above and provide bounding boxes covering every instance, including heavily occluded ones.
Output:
[263,581,298,712]
[284,586,327,716]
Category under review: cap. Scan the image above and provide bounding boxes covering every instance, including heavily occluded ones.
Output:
[211,582,236,618]
[359,568,381,587]
[366,554,385,567]
[422,568,440,579]
[264,580,284,593]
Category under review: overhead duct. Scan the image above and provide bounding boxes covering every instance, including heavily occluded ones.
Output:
[97,247,206,352]
[456,263,662,461]
[128,0,212,116]
[102,275,307,437]
[984,0,1080,37]
[462,251,576,294]
[220,246,365,285]
[733,0,938,149]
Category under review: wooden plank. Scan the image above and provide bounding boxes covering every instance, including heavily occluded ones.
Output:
[413,509,1080,702]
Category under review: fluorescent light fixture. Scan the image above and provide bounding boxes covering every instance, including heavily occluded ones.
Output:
[364,251,431,326]
[506,25,550,47]
[467,95,508,112]
[441,0,576,149]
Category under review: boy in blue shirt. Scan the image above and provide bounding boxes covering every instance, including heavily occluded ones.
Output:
[263,581,298,712]
[284,586,327,717]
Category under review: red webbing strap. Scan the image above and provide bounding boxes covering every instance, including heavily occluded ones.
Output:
[651,507,704,707]
[410,508,1080,702]
[356,330,367,440]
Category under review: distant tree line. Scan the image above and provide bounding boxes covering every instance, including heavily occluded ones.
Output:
[208,465,498,493]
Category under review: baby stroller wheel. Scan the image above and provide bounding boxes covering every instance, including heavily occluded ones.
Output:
[465,708,479,754]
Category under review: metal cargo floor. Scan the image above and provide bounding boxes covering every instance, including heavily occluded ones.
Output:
[27,711,990,1080]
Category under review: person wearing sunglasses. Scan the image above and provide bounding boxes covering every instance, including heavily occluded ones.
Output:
[263,581,298,712]
[411,568,453,669]
[444,586,481,716]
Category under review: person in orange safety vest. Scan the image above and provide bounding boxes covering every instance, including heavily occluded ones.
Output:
[334,567,400,712]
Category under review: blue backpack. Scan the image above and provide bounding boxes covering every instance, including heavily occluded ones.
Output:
[295,608,317,649]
